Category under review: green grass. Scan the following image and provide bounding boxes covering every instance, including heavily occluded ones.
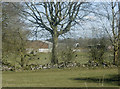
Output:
[3,52,51,66]
[3,51,116,87]
[2,68,119,87]
[75,52,89,64]
[4,52,90,66]
[28,52,51,65]
[4,51,114,67]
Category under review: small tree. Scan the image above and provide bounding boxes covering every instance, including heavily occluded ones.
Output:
[94,2,120,65]
[89,37,106,64]
[2,3,30,68]
[61,47,75,63]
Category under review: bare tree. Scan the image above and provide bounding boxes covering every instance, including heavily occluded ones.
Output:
[2,3,30,68]
[94,2,120,65]
[18,1,90,64]
[110,2,119,65]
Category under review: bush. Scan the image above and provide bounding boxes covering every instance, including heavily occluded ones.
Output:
[89,37,106,64]
[58,46,76,64]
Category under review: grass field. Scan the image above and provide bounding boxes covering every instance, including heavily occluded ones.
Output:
[4,51,113,67]
[2,68,119,87]
[2,51,116,87]
[4,52,90,67]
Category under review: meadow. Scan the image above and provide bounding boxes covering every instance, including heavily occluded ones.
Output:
[2,51,118,87]
[4,51,113,67]
[2,68,118,87]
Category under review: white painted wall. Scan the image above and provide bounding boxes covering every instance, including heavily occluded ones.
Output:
[38,48,52,53]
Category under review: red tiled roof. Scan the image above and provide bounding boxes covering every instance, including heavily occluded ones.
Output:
[27,40,49,49]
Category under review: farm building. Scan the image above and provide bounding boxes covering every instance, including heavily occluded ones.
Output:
[26,40,53,53]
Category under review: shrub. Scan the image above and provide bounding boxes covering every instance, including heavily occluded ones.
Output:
[58,46,76,64]
[89,37,106,64]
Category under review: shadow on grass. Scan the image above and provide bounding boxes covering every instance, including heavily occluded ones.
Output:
[70,74,120,86]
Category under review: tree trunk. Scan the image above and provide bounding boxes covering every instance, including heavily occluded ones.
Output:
[118,2,120,68]
[118,3,120,86]
[20,49,25,68]
[113,46,118,65]
[51,32,58,64]
[21,57,24,67]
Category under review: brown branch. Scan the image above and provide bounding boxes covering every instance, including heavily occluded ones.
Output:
[58,2,84,35]
[25,2,53,34]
